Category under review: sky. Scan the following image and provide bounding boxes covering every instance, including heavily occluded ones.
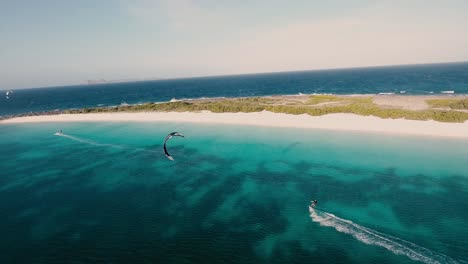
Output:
[1,0,468,89]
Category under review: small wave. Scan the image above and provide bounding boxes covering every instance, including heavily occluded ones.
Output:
[400,91,406,94]
[309,207,458,264]
[378,92,395,95]
[441,91,455,94]
[169,96,227,102]
[191,96,226,101]
[310,93,335,96]
[282,93,303,97]
[120,101,129,106]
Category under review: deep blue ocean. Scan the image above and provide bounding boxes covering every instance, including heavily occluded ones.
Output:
[1,62,468,117]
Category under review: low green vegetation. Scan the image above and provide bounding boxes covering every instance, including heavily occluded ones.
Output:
[266,102,468,122]
[306,95,373,105]
[61,95,468,123]
[426,99,452,108]
[306,95,343,105]
[426,99,468,110]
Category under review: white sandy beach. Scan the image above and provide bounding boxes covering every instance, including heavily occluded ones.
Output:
[2,111,468,139]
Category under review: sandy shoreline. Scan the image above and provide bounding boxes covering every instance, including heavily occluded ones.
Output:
[2,111,468,139]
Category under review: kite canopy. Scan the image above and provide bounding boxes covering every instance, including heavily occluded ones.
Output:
[163,132,184,160]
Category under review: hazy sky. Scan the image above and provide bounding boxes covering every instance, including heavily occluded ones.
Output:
[1,0,468,89]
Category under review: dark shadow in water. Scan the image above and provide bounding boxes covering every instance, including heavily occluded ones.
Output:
[0,144,290,263]
[0,141,467,263]
[282,141,301,153]
[270,241,355,264]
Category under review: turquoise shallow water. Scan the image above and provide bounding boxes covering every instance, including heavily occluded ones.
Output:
[0,122,467,263]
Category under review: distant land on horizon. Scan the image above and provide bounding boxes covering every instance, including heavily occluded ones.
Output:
[86,77,164,85]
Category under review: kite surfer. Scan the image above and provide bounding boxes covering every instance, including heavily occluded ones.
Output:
[310,200,317,208]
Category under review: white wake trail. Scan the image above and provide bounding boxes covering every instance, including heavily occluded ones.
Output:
[55,133,126,148]
[309,207,458,264]
[54,133,158,154]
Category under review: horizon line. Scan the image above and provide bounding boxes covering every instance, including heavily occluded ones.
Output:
[6,60,468,91]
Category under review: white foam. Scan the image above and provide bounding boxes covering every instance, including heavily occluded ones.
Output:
[170,96,227,102]
[441,91,455,94]
[309,207,458,264]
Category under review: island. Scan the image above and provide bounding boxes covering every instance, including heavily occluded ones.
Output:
[2,94,468,138]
